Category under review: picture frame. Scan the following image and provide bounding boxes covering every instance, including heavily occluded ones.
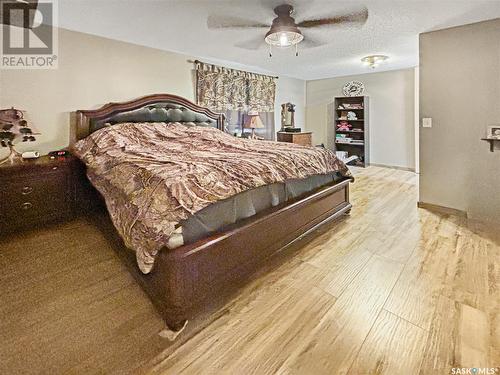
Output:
[488,125,500,139]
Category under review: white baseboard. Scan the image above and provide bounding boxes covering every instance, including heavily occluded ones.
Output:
[417,201,468,218]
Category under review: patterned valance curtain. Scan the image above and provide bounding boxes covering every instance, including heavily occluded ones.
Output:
[195,61,276,113]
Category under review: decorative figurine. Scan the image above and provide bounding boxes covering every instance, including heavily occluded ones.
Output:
[0,108,38,164]
[347,111,357,120]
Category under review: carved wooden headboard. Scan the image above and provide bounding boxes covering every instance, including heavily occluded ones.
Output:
[72,93,225,144]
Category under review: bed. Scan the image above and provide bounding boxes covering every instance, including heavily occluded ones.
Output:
[71,93,353,332]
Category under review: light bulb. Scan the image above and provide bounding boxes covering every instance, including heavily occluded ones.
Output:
[279,33,289,47]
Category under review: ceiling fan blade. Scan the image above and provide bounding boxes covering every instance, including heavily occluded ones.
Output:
[301,35,327,49]
[235,35,266,50]
[207,15,269,29]
[297,7,368,28]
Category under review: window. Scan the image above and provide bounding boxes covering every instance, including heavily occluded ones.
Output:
[225,110,275,140]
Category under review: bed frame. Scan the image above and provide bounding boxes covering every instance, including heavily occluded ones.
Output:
[72,94,352,331]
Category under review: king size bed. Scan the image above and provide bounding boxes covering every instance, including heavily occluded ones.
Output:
[71,93,353,333]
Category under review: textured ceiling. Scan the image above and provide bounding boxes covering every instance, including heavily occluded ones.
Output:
[59,0,500,80]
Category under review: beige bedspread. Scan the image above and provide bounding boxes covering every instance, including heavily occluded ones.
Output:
[73,122,352,273]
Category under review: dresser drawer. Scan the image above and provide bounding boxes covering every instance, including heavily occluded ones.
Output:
[294,133,312,146]
[276,132,313,147]
[1,171,69,203]
[0,170,72,221]
[0,155,76,233]
[1,195,69,220]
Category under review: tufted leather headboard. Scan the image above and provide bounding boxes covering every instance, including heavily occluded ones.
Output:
[72,94,225,144]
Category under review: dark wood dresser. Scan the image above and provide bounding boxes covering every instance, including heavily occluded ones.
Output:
[0,155,77,233]
[277,131,313,146]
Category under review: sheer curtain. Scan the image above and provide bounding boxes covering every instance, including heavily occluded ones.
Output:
[196,61,276,140]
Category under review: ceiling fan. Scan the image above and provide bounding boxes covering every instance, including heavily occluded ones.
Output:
[207,4,368,56]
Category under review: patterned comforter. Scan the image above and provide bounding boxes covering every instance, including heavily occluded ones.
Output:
[73,122,352,273]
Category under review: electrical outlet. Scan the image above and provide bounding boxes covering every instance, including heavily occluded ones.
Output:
[422,118,432,128]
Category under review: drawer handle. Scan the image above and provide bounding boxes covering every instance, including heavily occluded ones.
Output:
[21,202,33,210]
[21,186,33,195]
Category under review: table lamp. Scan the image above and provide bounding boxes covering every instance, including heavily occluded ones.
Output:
[243,110,265,139]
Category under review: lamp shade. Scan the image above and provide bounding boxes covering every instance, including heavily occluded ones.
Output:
[243,111,265,129]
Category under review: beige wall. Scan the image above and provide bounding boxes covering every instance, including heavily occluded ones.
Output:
[419,18,500,222]
[306,69,416,170]
[0,28,305,156]
[275,76,306,131]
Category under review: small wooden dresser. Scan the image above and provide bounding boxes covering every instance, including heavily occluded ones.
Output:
[277,131,313,146]
[0,155,77,233]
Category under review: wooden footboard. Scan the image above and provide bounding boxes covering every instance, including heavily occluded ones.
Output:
[122,178,351,330]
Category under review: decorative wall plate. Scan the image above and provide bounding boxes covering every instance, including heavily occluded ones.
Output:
[342,81,365,96]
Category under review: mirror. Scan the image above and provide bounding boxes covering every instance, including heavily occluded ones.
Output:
[281,103,296,129]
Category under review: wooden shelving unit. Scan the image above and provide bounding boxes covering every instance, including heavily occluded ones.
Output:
[333,96,369,167]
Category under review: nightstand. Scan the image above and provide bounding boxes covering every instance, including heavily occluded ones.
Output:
[277,131,313,146]
[0,155,77,233]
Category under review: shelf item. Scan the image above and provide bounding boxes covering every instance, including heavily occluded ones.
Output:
[335,141,365,146]
[333,96,369,167]
[337,130,364,133]
[337,155,359,164]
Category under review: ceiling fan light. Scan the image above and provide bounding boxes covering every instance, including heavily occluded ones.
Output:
[265,30,303,47]
[361,55,389,68]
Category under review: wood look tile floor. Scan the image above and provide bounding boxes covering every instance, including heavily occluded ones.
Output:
[1,166,498,374]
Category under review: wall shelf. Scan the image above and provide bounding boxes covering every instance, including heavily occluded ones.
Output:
[481,138,500,152]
